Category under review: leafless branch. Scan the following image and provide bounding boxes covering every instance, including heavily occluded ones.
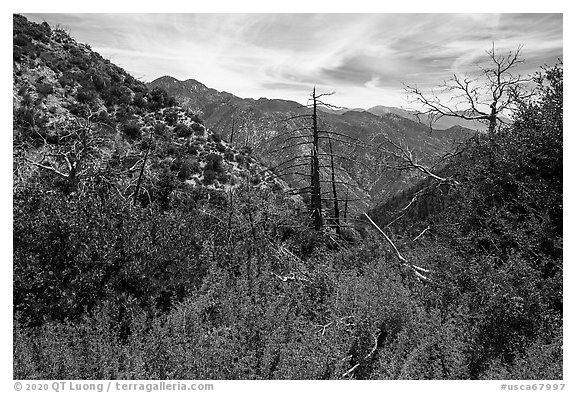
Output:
[377,137,460,186]
[364,213,431,280]
[413,226,431,241]
[342,330,380,378]
[405,44,530,134]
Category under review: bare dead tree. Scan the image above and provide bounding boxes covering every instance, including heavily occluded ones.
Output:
[328,135,341,234]
[310,87,323,230]
[24,108,105,194]
[133,136,152,205]
[261,87,369,232]
[405,44,531,135]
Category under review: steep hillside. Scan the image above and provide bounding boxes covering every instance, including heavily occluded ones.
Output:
[13,15,286,207]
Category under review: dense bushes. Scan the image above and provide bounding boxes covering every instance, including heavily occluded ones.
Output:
[14,189,204,326]
[13,15,51,44]
[13,160,563,380]
[366,64,563,379]
[178,159,200,180]
[13,179,429,379]
[16,188,524,379]
[148,87,177,111]
[14,157,563,380]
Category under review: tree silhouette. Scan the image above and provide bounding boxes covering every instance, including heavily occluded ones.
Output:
[264,88,368,232]
[405,44,531,134]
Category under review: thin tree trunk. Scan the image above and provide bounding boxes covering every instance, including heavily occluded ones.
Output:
[133,141,151,205]
[488,103,498,135]
[230,116,235,144]
[328,136,340,234]
[344,186,349,220]
[311,87,323,230]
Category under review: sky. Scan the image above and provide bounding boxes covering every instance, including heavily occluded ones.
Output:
[22,13,563,110]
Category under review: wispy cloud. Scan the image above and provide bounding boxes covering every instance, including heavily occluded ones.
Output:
[24,13,563,108]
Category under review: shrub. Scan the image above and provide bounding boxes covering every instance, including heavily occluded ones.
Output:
[39,52,56,65]
[215,143,226,153]
[14,33,30,47]
[122,122,142,140]
[167,96,177,107]
[115,106,135,123]
[202,169,218,185]
[223,151,235,162]
[154,168,177,210]
[209,133,222,143]
[153,122,167,137]
[58,73,75,88]
[69,52,91,71]
[191,122,204,135]
[14,106,48,136]
[91,71,107,91]
[133,92,147,109]
[174,123,192,138]
[185,142,199,156]
[13,46,23,62]
[239,146,252,155]
[250,174,261,185]
[107,86,132,106]
[165,143,178,156]
[148,87,176,110]
[204,153,223,173]
[177,159,200,181]
[76,88,97,105]
[236,154,249,168]
[36,82,54,96]
[164,110,178,126]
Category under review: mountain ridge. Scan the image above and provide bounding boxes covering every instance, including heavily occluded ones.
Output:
[149,75,476,210]
[150,75,486,131]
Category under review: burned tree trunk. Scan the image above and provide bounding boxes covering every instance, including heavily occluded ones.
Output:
[263,87,366,232]
[230,116,235,144]
[133,140,151,205]
[310,87,323,230]
[343,186,349,220]
[328,135,340,234]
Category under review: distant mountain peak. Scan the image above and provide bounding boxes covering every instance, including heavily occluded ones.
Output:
[183,78,209,88]
[154,75,179,83]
